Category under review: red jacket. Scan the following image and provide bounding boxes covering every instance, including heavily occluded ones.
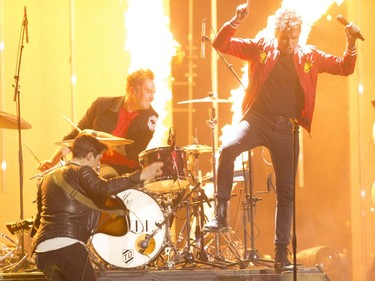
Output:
[213,21,357,133]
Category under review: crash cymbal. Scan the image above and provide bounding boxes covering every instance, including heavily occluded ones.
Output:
[55,132,134,147]
[184,144,214,153]
[0,111,31,129]
[177,95,232,104]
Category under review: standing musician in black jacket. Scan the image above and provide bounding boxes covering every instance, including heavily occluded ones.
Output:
[32,133,163,281]
[38,68,159,176]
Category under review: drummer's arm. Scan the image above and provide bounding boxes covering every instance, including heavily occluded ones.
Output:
[37,146,71,171]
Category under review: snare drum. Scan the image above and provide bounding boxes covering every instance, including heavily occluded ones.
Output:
[91,189,166,269]
[139,147,189,193]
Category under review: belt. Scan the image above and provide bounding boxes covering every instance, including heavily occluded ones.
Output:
[272,115,292,123]
[249,111,296,124]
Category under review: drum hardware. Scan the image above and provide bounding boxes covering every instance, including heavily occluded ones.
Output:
[5,219,33,235]
[0,233,18,265]
[0,220,36,273]
[179,92,243,264]
[220,152,274,269]
[187,176,228,269]
[183,134,227,268]
[158,176,226,269]
[201,198,245,268]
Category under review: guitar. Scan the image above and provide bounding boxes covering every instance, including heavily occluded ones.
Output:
[95,164,129,236]
[95,196,129,237]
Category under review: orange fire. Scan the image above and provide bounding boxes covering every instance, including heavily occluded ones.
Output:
[124,0,179,148]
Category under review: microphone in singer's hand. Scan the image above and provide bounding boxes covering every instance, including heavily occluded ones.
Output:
[337,15,365,41]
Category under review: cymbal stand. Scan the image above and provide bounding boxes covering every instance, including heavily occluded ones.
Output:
[205,103,243,267]
[206,101,221,258]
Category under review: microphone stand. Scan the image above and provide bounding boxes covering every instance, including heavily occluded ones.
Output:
[202,35,245,90]
[8,7,31,273]
[291,118,299,281]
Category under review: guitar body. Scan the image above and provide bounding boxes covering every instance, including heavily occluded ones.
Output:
[91,188,167,269]
[95,196,129,236]
[95,165,129,236]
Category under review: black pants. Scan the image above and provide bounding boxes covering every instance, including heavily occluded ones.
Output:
[217,111,299,245]
[35,243,96,281]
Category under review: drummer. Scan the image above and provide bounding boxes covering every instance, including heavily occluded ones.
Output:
[38,68,159,176]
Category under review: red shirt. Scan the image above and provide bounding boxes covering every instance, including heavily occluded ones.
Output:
[101,107,140,169]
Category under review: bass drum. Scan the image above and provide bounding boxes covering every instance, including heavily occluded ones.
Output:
[91,189,166,269]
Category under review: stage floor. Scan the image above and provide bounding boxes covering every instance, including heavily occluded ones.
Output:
[0,263,329,281]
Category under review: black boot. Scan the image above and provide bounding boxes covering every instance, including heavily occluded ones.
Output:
[274,244,292,274]
[202,199,229,232]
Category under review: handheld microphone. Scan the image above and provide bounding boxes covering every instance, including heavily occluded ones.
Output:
[201,18,206,58]
[337,15,365,41]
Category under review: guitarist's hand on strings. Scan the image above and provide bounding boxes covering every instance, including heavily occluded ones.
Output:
[140,162,164,181]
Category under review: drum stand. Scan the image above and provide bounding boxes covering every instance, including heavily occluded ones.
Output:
[239,151,274,268]
[0,220,35,273]
[150,178,225,269]
[203,102,244,267]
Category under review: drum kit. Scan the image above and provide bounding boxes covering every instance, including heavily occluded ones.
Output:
[87,94,237,270]
[1,94,245,271]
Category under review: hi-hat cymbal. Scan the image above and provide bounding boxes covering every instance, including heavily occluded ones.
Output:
[0,111,31,129]
[177,96,232,104]
[184,144,214,153]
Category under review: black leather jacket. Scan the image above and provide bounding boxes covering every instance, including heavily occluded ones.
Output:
[32,163,140,250]
[63,96,158,173]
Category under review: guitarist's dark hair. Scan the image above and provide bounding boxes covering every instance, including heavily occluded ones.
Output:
[72,134,108,159]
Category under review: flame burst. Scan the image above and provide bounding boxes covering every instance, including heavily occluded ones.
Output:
[221,0,345,170]
[124,0,178,148]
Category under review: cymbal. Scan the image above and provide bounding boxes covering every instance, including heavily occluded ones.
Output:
[0,111,31,129]
[177,96,232,104]
[55,130,134,147]
[184,144,214,153]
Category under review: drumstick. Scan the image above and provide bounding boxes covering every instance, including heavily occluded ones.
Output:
[60,114,81,132]
[22,139,42,164]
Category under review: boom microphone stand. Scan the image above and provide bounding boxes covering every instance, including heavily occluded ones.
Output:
[9,6,31,272]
